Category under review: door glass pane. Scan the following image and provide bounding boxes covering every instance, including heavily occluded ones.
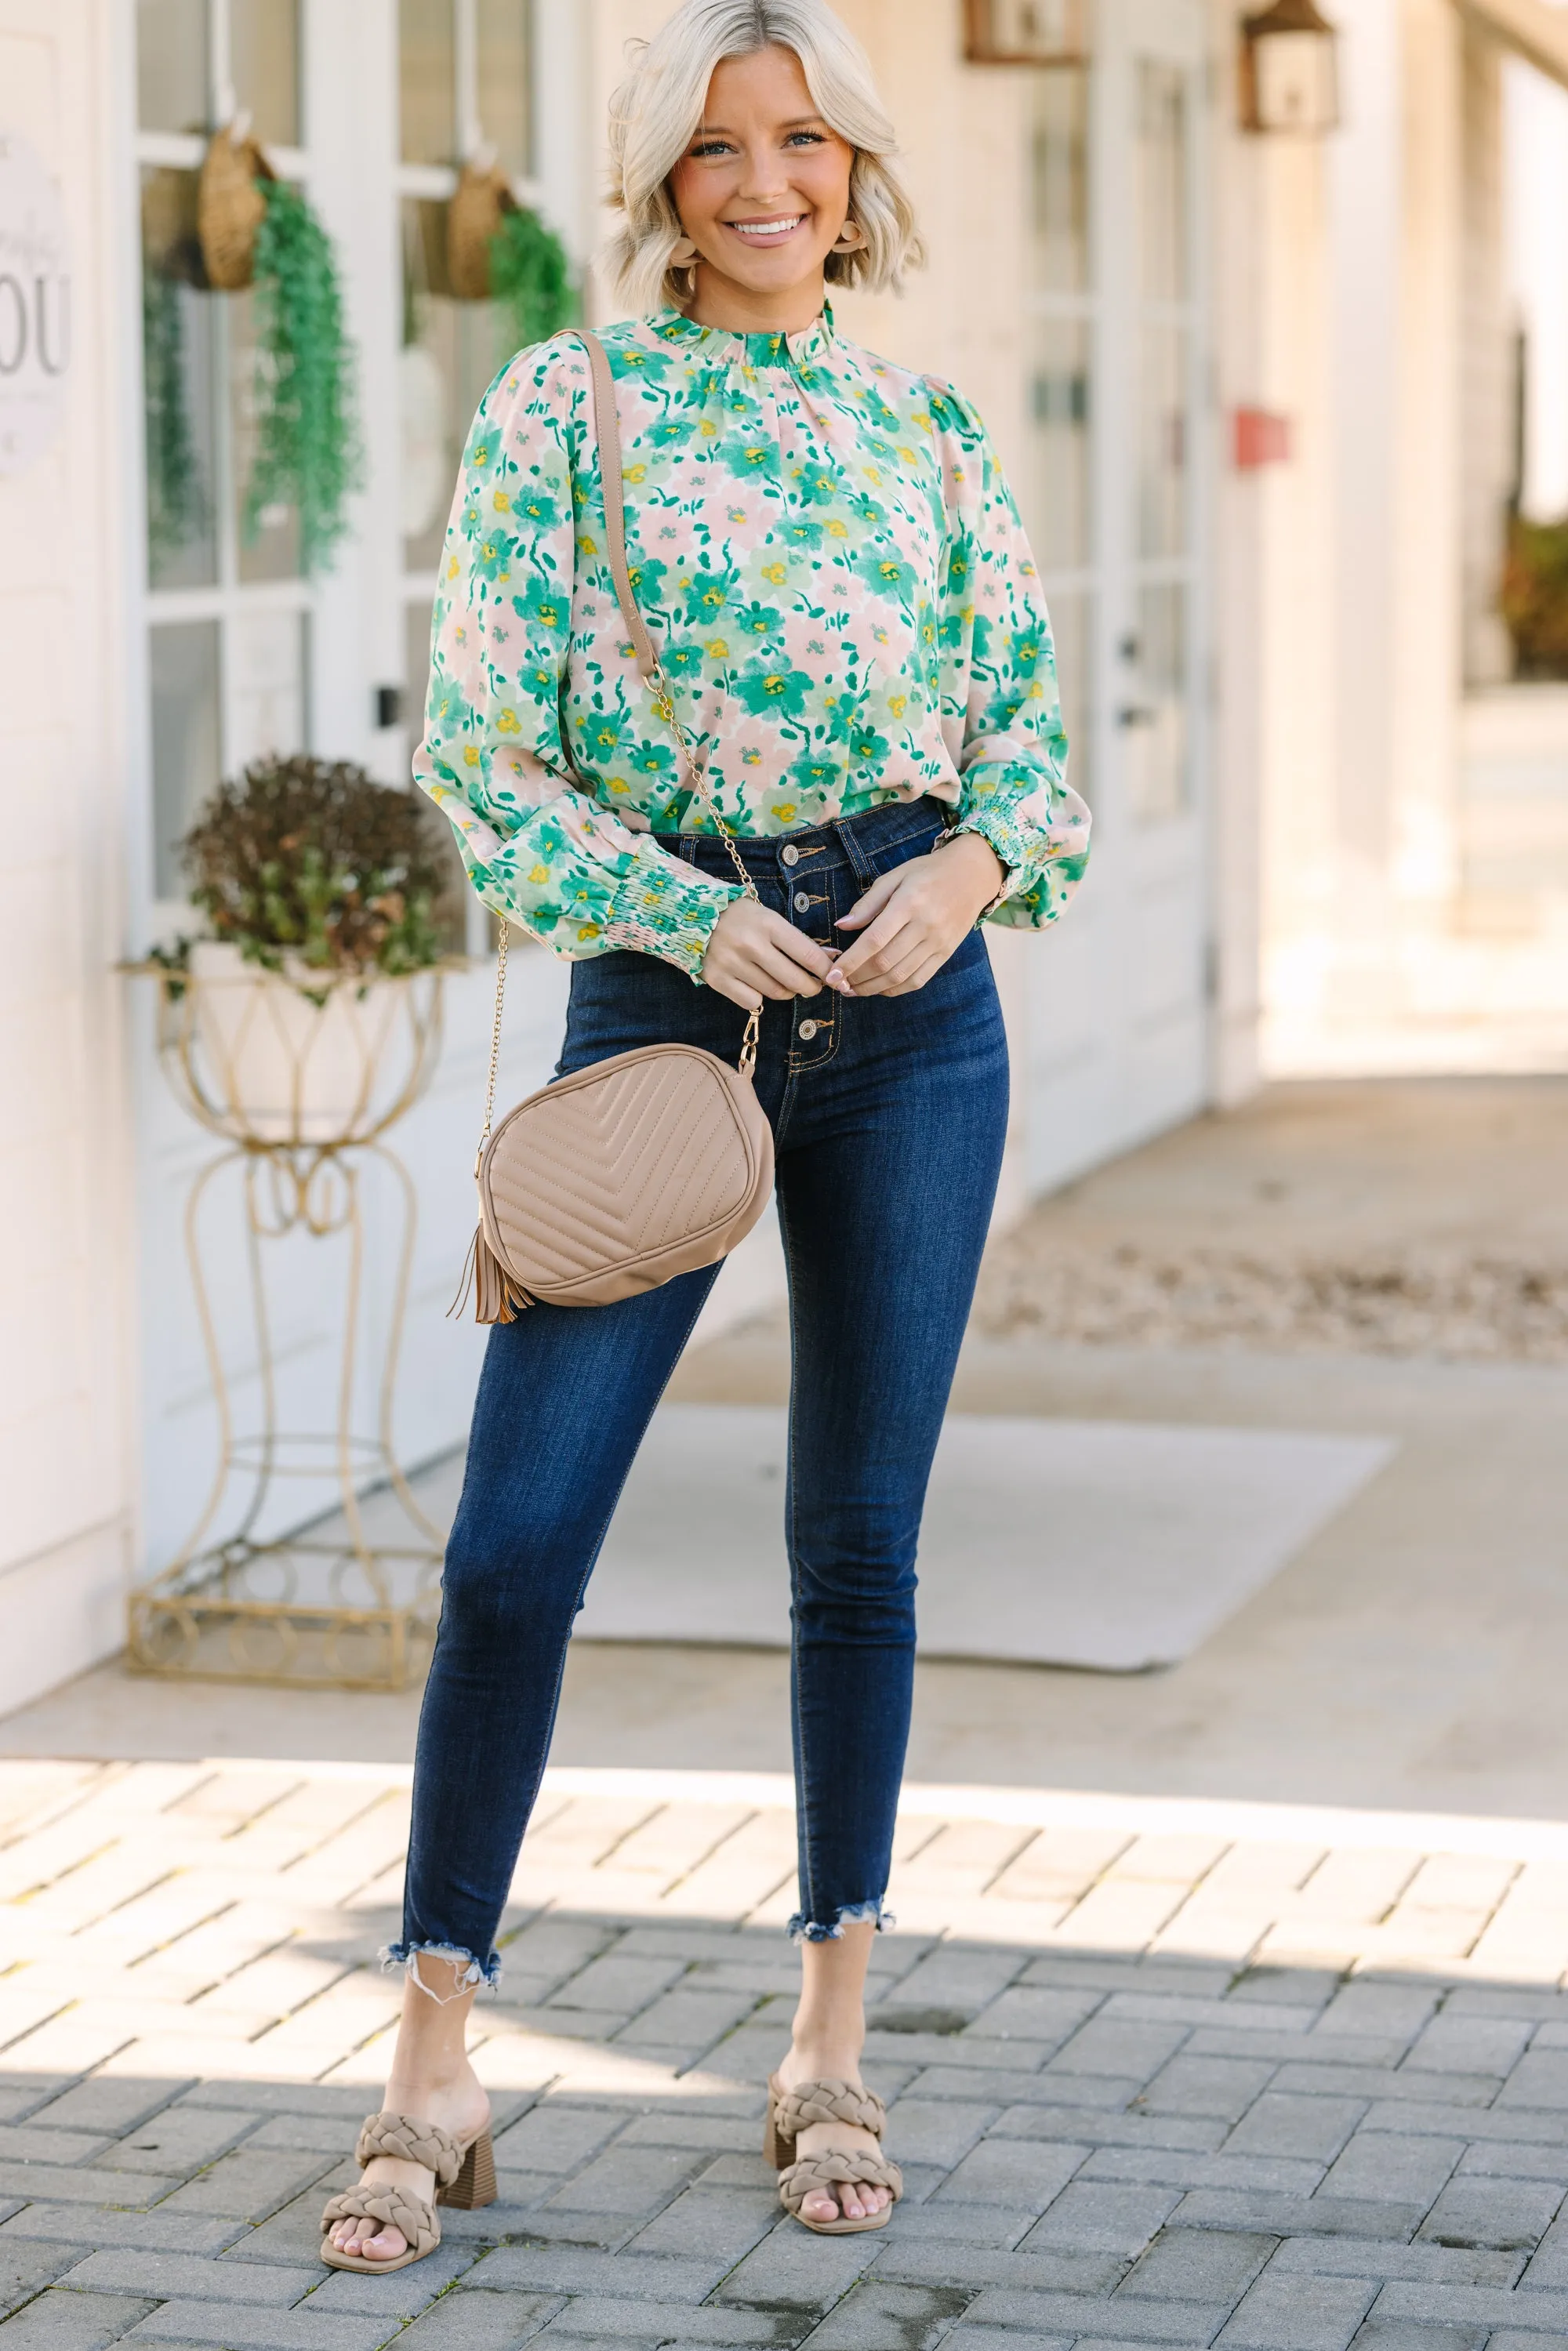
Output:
[151,621,222,897]
[1044,588,1092,808]
[1127,582,1189,825]
[401,198,499,571]
[142,168,218,589]
[1137,319,1188,559]
[229,608,308,771]
[401,0,456,165]
[231,0,301,148]
[1028,316,1091,571]
[408,597,476,949]
[1029,71,1088,292]
[137,0,209,136]
[1137,62,1189,300]
[478,0,533,176]
[230,288,303,582]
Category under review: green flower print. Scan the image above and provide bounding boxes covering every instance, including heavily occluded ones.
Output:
[735,662,815,723]
[412,310,1086,983]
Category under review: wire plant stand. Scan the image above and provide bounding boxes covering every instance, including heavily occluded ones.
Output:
[127,954,458,1691]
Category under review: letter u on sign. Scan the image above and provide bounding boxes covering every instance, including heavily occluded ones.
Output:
[0,130,71,477]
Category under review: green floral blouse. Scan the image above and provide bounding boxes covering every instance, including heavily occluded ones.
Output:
[414,305,1089,980]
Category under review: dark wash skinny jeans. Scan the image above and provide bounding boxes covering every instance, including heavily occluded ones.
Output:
[397,797,1009,1983]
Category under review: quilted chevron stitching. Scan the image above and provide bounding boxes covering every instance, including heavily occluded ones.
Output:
[481,1045,768,1295]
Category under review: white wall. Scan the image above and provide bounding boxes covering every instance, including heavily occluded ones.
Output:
[0,0,138,1709]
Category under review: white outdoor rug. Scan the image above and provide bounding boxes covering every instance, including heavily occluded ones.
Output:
[575,1405,1394,1672]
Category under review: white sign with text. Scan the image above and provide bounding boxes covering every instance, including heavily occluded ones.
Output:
[0,130,71,477]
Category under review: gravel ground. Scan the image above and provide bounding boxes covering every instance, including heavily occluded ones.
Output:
[971,1237,1568,1360]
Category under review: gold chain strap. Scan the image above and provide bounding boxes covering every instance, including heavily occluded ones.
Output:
[474,336,768,1171]
[475,916,509,1177]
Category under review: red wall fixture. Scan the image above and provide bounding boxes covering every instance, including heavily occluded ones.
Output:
[1233,408,1294,469]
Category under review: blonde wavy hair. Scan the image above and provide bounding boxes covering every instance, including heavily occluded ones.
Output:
[606,0,924,316]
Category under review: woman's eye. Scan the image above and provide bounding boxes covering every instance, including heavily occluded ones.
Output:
[689,140,733,159]
[785,131,826,147]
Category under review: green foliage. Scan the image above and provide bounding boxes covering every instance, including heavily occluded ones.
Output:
[488,205,575,361]
[245,180,363,574]
[1501,513,1568,679]
[181,756,454,981]
[143,265,209,563]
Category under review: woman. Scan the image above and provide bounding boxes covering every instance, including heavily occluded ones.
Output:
[323,0,1087,2271]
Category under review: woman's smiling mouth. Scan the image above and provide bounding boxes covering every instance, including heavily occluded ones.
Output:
[724,214,808,244]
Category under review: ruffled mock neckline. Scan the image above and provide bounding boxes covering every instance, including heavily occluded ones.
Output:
[646,303,835,370]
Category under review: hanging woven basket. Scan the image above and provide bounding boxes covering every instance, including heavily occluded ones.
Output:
[198,122,274,292]
[446,158,516,300]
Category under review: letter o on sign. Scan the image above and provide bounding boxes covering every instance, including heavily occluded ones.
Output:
[0,131,71,477]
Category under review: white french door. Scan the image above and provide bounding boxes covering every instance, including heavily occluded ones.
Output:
[127,0,581,1570]
[1017,0,1211,1192]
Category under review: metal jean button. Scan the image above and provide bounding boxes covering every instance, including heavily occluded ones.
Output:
[798,1019,819,1040]
[781,844,800,865]
[793,891,811,911]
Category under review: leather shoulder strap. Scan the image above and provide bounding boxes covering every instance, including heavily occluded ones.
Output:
[570,329,658,680]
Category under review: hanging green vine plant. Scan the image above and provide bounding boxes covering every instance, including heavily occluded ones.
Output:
[142,262,209,565]
[244,178,363,574]
[488,205,576,362]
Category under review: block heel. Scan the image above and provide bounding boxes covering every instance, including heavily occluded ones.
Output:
[438,2128,496,2210]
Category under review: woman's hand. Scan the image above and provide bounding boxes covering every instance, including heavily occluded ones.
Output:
[829,833,1004,999]
[701,895,840,1010]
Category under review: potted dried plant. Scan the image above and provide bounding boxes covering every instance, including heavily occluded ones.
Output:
[155,756,459,1148]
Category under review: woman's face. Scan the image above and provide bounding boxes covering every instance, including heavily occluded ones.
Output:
[668,45,855,314]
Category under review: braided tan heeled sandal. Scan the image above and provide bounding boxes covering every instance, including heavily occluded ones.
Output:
[764,2074,903,2235]
[320,2109,496,2273]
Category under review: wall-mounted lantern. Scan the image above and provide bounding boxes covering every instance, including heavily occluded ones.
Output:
[964,0,1089,67]
[1238,0,1341,133]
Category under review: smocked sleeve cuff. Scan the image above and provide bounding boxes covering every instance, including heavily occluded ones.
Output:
[603,837,743,982]
[954,767,1092,929]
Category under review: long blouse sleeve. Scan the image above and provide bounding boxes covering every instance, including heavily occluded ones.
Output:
[412,346,741,980]
[927,384,1091,927]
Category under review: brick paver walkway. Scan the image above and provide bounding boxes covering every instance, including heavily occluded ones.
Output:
[1,1760,1567,2346]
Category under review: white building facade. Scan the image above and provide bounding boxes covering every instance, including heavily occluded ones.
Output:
[1,0,1564,1713]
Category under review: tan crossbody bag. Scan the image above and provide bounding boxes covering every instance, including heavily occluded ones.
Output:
[455,329,775,1323]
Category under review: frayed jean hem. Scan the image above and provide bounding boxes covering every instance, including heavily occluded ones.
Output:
[380,1939,501,1997]
[786,1898,895,1945]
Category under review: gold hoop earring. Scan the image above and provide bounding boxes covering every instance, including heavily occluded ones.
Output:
[831,219,867,254]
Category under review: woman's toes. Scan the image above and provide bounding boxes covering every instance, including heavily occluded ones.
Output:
[803,2189,840,2223]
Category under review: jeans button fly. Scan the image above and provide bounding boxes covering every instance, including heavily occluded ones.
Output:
[793,891,810,912]
[798,1019,818,1040]
[781,844,800,866]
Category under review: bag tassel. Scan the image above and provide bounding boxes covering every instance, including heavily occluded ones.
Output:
[448,1225,532,1325]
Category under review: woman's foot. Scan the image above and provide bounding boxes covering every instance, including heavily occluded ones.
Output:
[772,2043,895,2227]
[326,2066,490,2266]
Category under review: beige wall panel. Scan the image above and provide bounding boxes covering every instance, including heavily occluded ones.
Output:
[1390,0,1462,905]
[0,1,134,1636]
[1459,24,1513,688]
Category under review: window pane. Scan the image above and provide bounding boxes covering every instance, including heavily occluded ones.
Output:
[407,598,474,951]
[1029,71,1088,294]
[1127,582,1189,825]
[151,621,222,897]
[231,0,301,148]
[1137,320,1188,560]
[478,0,532,176]
[1044,588,1091,809]
[230,287,303,582]
[401,0,456,165]
[1137,61,1189,301]
[141,168,218,589]
[229,607,308,771]
[137,0,209,136]
[401,197,500,571]
[1027,315,1091,571]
